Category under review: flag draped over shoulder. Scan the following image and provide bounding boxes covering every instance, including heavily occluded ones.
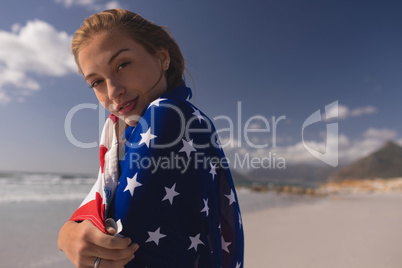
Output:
[70,86,244,268]
[69,112,121,234]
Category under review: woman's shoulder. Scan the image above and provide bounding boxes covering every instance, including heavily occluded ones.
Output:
[143,96,214,129]
[129,95,218,151]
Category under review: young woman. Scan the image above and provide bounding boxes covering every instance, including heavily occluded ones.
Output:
[58,9,244,268]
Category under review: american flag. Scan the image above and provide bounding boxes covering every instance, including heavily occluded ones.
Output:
[70,86,244,267]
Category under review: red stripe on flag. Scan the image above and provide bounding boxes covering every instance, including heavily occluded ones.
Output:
[70,192,106,233]
[109,114,119,124]
[99,145,108,174]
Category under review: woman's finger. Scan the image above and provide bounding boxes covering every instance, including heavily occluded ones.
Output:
[90,242,139,262]
[59,220,138,268]
[81,244,137,268]
[105,223,117,236]
[97,255,135,268]
[81,220,131,250]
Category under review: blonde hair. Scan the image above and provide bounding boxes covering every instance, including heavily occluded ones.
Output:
[72,9,185,91]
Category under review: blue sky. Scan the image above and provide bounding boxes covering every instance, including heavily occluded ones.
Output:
[0,0,401,174]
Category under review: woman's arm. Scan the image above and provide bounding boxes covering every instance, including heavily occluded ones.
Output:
[58,220,139,268]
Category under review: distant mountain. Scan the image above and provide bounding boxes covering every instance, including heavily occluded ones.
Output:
[230,169,254,186]
[246,163,339,187]
[330,141,402,181]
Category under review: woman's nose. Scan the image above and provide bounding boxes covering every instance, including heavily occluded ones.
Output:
[106,79,125,101]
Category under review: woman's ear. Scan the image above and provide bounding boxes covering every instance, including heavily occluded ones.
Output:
[156,48,170,71]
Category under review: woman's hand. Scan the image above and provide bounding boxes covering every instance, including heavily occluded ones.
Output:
[58,220,139,268]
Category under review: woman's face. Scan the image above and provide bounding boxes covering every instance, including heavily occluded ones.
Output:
[78,30,169,126]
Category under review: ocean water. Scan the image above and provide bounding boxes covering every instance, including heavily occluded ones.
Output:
[0,171,96,268]
[0,171,322,208]
[0,171,324,268]
[0,171,96,205]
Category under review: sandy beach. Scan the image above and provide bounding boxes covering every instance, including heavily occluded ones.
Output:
[1,189,401,267]
[242,192,402,268]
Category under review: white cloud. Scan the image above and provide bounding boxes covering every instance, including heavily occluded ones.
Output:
[350,106,377,117]
[55,0,122,11]
[337,104,349,119]
[55,0,96,8]
[363,128,397,140]
[0,20,76,104]
[220,136,242,150]
[247,122,262,129]
[325,103,347,119]
[223,127,399,172]
[326,103,377,120]
[104,1,122,9]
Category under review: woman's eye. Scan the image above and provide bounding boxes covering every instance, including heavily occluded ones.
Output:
[117,62,130,71]
[90,80,103,88]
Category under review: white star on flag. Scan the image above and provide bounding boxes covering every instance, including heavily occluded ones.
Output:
[179,139,196,157]
[162,183,180,205]
[235,261,242,268]
[145,227,166,246]
[192,108,205,123]
[221,235,232,253]
[225,189,236,206]
[139,127,157,148]
[124,173,142,196]
[116,219,123,234]
[149,98,167,107]
[238,212,242,228]
[200,198,209,217]
[209,162,217,180]
[188,233,204,252]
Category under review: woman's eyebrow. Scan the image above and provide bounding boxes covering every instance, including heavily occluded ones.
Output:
[107,48,130,65]
[84,48,130,81]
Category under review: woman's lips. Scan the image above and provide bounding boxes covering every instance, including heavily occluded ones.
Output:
[117,97,137,116]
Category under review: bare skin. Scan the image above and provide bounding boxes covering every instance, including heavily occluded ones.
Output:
[58,220,139,268]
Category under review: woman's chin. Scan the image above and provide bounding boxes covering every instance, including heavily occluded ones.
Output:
[122,114,141,127]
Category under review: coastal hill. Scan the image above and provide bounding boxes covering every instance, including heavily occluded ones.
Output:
[230,169,254,186]
[330,140,402,181]
[230,140,402,194]
[244,163,338,187]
